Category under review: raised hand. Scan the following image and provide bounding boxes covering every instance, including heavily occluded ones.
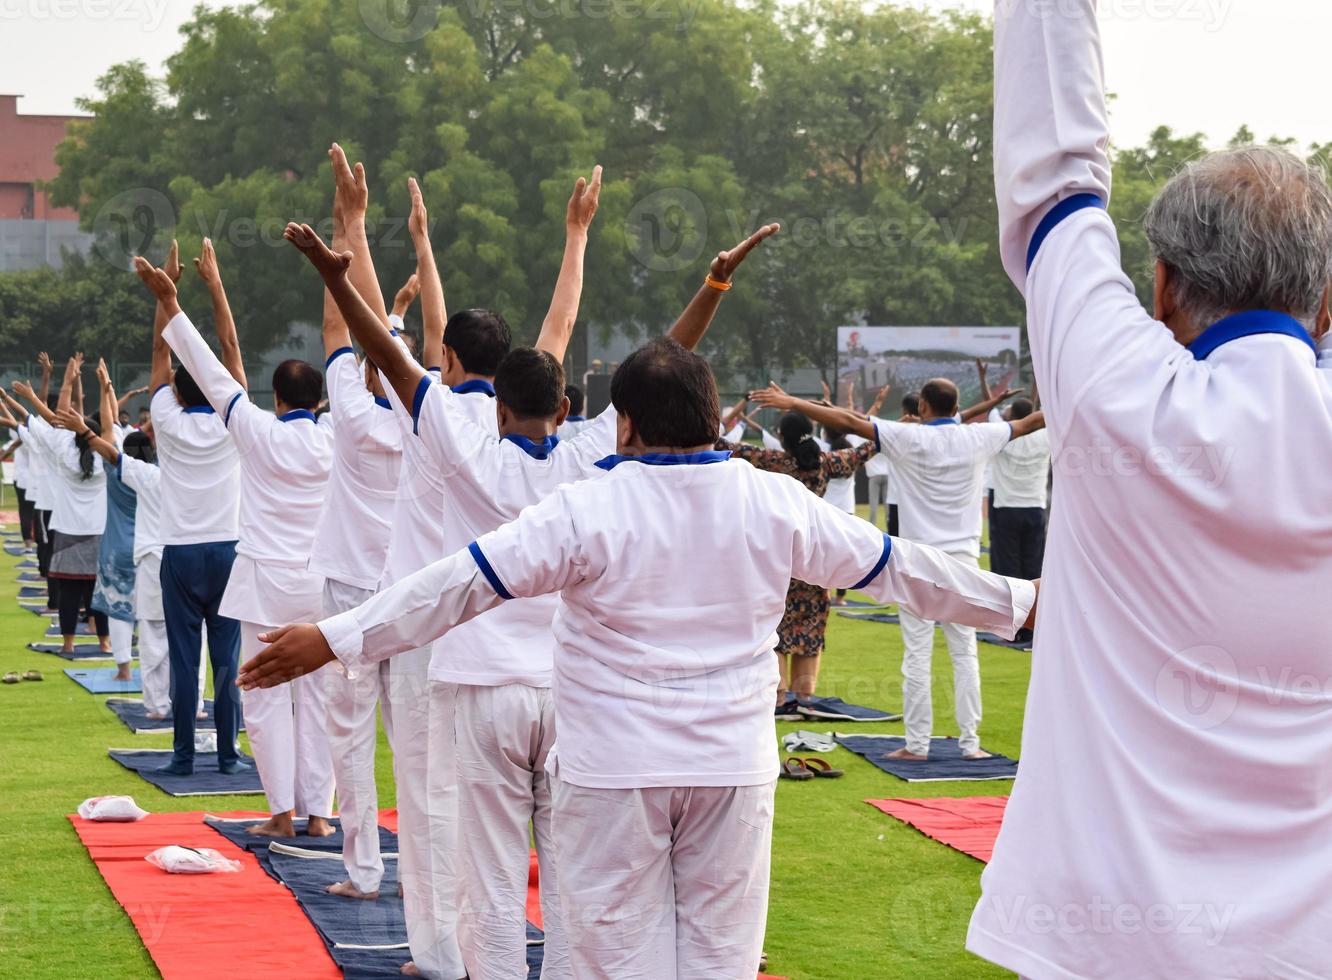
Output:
[394,272,421,316]
[330,143,369,223]
[53,407,88,433]
[238,623,337,690]
[407,177,428,242]
[193,237,222,288]
[284,223,353,284]
[12,380,36,403]
[164,239,183,284]
[566,165,603,234]
[748,381,798,412]
[95,357,112,391]
[134,256,179,307]
[710,223,781,284]
[37,352,51,375]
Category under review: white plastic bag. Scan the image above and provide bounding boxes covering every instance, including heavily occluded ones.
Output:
[194,731,217,753]
[145,845,243,874]
[77,795,149,822]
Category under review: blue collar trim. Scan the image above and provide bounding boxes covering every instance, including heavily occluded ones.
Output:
[183,405,215,415]
[373,396,392,410]
[502,433,560,460]
[923,418,959,426]
[452,379,495,397]
[1187,310,1316,361]
[595,450,732,471]
[278,409,317,423]
[565,415,586,423]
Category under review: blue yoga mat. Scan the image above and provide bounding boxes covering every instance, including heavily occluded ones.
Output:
[4,544,27,557]
[797,695,901,723]
[267,845,545,978]
[976,631,1032,651]
[836,610,902,626]
[835,734,1018,783]
[106,697,240,735]
[30,643,129,660]
[205,815,391,881]
[20,603,51,616]
[45,622,101,638]
[107,749,262,796]
[17,571,41,582]
[65,667,141,693]
[18,586,43,598]
[17,559,37,569]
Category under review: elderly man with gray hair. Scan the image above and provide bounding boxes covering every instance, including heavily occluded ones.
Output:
[968,1,1332,978]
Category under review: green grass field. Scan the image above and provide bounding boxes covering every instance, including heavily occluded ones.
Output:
[0,516,1026,979]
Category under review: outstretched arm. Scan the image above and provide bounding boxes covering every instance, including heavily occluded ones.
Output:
[534,166,602,362]
[666,223,780,351]
[1008,410,1046,440]
[405,177,441,371]
[117,385,148,414]
[36,352,52,406]
[961,386,1024,422]
[194,238,247,389]
[748,383,875,441]
[975,357,991,401]
[331,143,390,326]
[149,240,183,391]
[54,408,119,467]
[56,354,81,416]
[285,223,425,410]
[0,388,28,423]
[96,359,117,438]
[14,379,55,425]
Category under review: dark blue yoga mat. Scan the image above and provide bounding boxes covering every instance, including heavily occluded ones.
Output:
[976,631,1032,651]
[29,642,132,659]
[20,603,50,615]
[836,610,902,626]
[4,544,27,556]
[835,734,1018,783]
[17,572,41,582]
[267,845,545,979]
[65,667,141,693]
[797,695,900,723]
[17,559,37,569]
[106,697,239,734]
[17,586,43,598]
[205,815,392,881]
[107,749,262,796]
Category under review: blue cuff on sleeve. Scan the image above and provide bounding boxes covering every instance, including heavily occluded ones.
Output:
[850,534,893,591]
[224,391,244,427]
[1026,193,1106,272]
[325,346,354,369]
[468,542,514,600]
[410,374,431,436]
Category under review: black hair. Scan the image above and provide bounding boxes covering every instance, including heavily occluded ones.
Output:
[565,383,585,416]
[46,394,59,412]
[610,337,720,448]
[272,359,323,411]
[137,406,151,420]
[779,412,822,471]
[494,348,565,421]
[122,429,156,465]
[74,416,101,480]
[920,379,959,418]
[173,366,209,408]
[1008,397,1034,420]
[444,309,511,377]
[825,426,851,452]
[902,392,920,416]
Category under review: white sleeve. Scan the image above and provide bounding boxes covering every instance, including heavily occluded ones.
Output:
[970,421,1013,458]
[722,421,746,443]
[162,311,246,418]
[117,453,161,495]
[318,550,505,674]
[870,418,915,460]
[325,347,375,444]
[414,381,497,479]
[993,0,1112,290]
[862,536,1035,641]
[760,429,782,451]
[559,405,619,464]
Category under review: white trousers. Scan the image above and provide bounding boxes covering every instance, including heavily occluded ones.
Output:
[549,774,775,979]
[454,683,569,980]
[898,549,983,755]
[240,621,335,817]
[109,618,135,666]
[320,579,386,894]
[138,619,170,716]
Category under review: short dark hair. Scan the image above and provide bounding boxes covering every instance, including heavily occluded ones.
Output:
[494,348,565,421]
[610,337,719,448]
[272,359,323,411]
[137,407,150,420]
[122,429,156,464]
[173,366,209,408]
[1008,397,1034,420]
[902,393,920,416]
[779,412,822,470]
[444,309,511,377]
[565,383,585,416]
[919,379,958,418]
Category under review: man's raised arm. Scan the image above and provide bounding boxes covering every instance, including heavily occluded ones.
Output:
[194,238,247,389]
[748,383,876,442]
[666,223,780,351]
[534,166,602,362]
[330,143,390,327]
[406,177,443,372]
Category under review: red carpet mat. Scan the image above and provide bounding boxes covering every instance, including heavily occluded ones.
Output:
[866,796,1009,863]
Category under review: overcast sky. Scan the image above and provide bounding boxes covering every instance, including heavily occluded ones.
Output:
[2,0,1327,150]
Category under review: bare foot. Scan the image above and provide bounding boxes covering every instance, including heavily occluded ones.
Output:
[61,643,76,655]
[145,711,168,721]
[327,879,379,900]
[283,222,352,284]
[885,747,930,761]
[114,665,133,681]
[196,710,207,719]
[246,813,296,837]
[400,962,420,976]
[306,815,337,837]
[962,749,993,760]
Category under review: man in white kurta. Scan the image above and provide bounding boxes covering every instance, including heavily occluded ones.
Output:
[967,2,1332,977]
[160,303,335,835]
[239,336,1037,979]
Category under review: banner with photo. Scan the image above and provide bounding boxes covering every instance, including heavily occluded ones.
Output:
[837,326,1023,413]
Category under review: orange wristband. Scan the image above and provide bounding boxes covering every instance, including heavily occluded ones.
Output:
[705,275,732,292]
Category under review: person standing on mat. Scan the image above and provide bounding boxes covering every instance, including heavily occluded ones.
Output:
[142,238,336,837]
[146,240,245,778]
[14,358,112,656]
[237,321,1037,980]
[966,3,1332,977]
[294,208,773,977]
[752,379,1046,761]
[3,378,53,600]
[987,396,1050,647]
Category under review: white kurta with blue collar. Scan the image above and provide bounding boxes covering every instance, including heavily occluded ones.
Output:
[969,3,1332,979]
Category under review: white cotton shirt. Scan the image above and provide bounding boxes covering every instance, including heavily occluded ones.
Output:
[12,436,27,490]
[556,416,590,440]
[870,418,1011,557]
[26,415,106,536]
[990,428,1051,510]
[306,348,403,591]
[18,422,50,509]
[823,434,868,513]
[117,454,163,564]
[150,384,240,546]
[968,4,1332,978]
[412,380,618,687]
[163,311,333,623]
[319,455,1033,791]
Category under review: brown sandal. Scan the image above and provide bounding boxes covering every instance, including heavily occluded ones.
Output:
[800,757,843,779]
[780,758,814,781]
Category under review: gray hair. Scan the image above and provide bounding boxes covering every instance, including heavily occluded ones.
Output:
[1143,146,1332,331]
